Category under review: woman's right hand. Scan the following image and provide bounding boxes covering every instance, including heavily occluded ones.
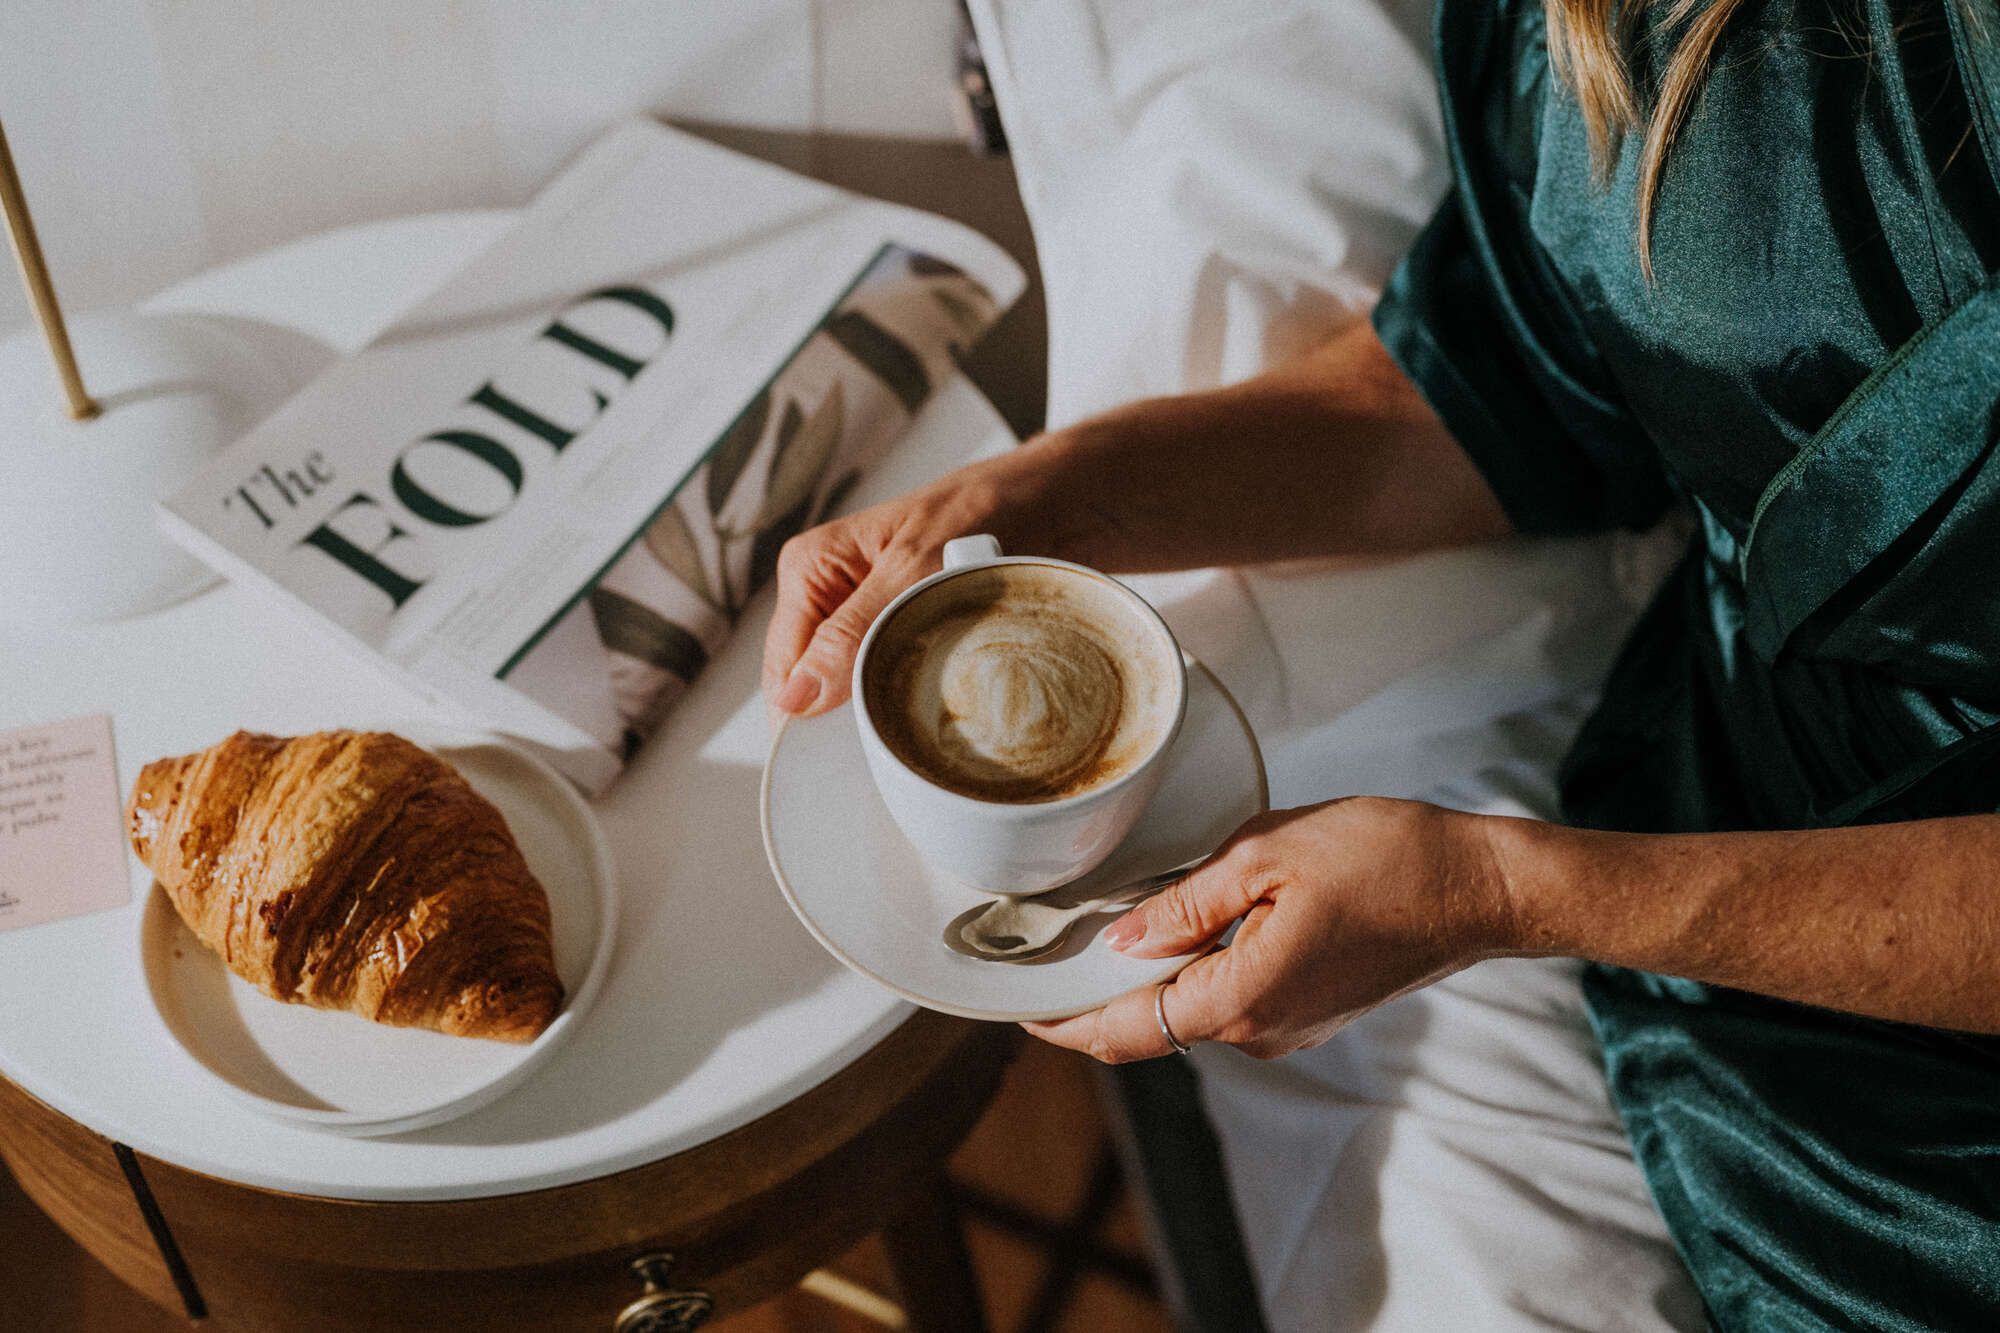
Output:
[762,320,1502,719]
[759,318,1490,721]
[762,454,1037,718]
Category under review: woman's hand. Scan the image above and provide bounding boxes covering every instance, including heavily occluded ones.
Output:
[762,454,1034,717]
[761,322,1507,720]
[1026,797,1519,1062]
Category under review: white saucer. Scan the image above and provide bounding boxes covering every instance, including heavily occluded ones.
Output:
[763,658,1267,1023]
[139,734,616,1137]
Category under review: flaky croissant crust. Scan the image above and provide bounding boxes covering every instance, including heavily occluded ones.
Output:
[129,730,564,1042]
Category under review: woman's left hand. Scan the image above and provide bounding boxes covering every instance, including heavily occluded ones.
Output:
[1024,797,1518,1062]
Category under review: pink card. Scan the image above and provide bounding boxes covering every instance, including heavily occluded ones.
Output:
[0,714,132,933]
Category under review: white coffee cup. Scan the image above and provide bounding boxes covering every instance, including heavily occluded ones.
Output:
[852,534,1188,895]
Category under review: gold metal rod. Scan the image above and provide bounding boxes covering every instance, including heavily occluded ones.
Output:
[0,119,98,421]
[798,1268,909,1329]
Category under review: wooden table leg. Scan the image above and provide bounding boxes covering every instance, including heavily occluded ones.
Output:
[880,1168,988,1333]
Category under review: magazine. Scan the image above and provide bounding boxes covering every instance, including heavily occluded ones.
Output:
[160,120,1025,793]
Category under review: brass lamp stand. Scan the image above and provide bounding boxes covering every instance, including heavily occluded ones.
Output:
[0,119,320,624]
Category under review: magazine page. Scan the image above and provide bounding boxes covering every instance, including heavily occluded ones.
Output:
[162,118,1025,791]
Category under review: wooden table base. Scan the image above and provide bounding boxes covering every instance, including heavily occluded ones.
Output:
[0,1012,1016,1331]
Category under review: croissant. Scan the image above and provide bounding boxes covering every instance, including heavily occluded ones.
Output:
[128,730,564,1042]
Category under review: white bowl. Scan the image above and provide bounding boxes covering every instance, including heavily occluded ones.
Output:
[139,732,615,1137]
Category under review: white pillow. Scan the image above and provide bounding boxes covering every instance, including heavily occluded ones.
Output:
[968,0,1676,805]
[971,0,1445,422]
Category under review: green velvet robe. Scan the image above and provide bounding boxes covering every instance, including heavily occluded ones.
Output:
[1372,0,2000,1325]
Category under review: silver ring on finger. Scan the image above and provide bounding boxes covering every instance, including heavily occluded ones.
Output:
[1156,983,1194,1056]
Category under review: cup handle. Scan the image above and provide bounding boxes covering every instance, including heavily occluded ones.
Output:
[942,534,1002,571]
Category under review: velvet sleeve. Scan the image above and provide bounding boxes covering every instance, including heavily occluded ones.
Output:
[1372,192,1674,536]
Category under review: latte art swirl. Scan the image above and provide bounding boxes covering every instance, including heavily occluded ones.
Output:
[931,616,1124,794]
[863,563,1178,805]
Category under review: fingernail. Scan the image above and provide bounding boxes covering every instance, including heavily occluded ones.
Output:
[1104,913,1146,952]
[774,670,821,715]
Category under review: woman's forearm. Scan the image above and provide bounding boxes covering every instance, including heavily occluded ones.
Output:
[1490,814,2000,1033]
[983,320,1511,573]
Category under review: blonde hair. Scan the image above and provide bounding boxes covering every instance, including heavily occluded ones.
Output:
[1550,0,1992,280]
[1544,0,1750,281]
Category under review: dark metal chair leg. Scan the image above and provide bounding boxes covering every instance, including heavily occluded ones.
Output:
[1100,1058,1269,1333]
[882,1167,989,1333]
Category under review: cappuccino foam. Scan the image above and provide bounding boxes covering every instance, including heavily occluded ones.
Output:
[863,564,1177,802]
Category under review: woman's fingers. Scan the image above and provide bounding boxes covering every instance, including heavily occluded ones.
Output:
[1023,948,1243,1063]
[763,536,854,704]
[774,557,928,717]
[1104,849,1268,958]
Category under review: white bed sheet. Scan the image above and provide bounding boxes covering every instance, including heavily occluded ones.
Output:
[1194,695,1702,1331]
[969,1,1699,1326]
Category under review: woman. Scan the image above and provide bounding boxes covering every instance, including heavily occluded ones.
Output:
[767,0,2000,1325]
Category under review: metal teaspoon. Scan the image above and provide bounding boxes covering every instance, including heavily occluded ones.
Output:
[942,857,1208,964]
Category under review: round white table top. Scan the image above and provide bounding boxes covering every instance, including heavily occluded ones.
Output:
[0,210,1018,1201]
